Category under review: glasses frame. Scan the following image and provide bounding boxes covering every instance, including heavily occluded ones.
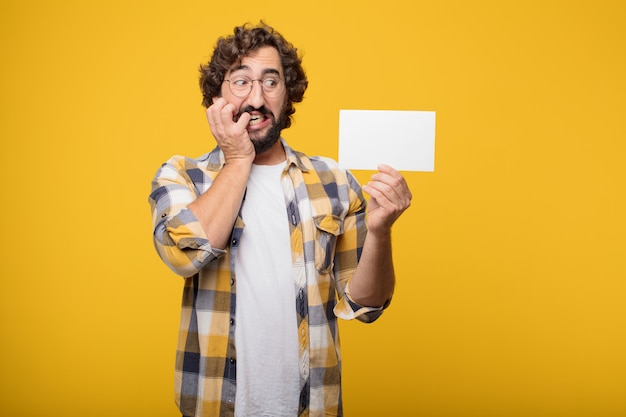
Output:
[224,76,285,98]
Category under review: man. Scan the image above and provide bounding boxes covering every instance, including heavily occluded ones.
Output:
[149,22,412,417]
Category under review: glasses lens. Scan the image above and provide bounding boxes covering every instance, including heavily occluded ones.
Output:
[262,78,283,98]
[229,77,250,97]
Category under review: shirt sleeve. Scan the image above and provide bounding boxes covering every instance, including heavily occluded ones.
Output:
[148,155,226,277]
[332,169,390,323]
[335,283,390,322]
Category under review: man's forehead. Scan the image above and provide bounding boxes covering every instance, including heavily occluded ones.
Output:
[228,64,281,76]
[228,47,282,74]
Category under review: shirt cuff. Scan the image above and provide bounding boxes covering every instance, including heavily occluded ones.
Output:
[333,283,390,323]
[158,208,227,276]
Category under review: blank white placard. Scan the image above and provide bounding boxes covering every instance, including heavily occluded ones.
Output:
[338,109,436,172]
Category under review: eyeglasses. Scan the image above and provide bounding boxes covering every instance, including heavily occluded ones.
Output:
[224,76,285,98]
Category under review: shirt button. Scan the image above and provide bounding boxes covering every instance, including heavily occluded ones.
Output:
[230,278,235,286]
[231,238,238,246]
[230,318,235,325]
[229,358,236,364]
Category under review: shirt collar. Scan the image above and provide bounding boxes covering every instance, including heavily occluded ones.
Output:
[282,138,309,172]
[205,138,310,173]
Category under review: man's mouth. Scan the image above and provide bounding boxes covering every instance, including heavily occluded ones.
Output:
[235,106,273,129]
[244,112,273,131]
[248,113,265,126]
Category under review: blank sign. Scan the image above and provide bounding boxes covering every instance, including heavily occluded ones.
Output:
[338,109,436,172]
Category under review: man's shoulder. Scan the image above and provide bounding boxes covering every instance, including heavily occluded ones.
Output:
[160,147,222,172]
[306,154,341,170]
[298,154,356,188]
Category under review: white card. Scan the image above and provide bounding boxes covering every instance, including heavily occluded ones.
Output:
[338,109,436,172]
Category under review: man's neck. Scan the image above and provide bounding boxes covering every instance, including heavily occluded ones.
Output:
[253,140,286,165]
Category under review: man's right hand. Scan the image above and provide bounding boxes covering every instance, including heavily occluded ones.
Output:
[206,97,255,164]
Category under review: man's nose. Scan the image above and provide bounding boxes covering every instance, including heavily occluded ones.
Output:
[244,80,265,109]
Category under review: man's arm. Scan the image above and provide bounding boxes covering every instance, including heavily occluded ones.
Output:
[347,164,412,307]
[187,159,251,250]
[188,98,254,249]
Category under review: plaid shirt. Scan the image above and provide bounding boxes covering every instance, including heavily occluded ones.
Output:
[149,140,388,417]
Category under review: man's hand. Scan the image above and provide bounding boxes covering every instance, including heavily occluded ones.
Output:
[361,164,412,235]
[206,97,255,164]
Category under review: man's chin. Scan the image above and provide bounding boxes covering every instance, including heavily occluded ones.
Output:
[249,118,284,154]
[251,135,280,155]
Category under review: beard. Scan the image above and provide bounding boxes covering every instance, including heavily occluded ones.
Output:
[236,104,287,155]
[250,115,284,154]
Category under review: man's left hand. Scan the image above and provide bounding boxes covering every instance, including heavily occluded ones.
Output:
[361,164,412,235]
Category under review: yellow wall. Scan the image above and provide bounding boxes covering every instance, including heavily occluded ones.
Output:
[1,1,624,416]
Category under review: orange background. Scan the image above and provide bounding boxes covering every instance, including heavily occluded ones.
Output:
[1,1,624,415]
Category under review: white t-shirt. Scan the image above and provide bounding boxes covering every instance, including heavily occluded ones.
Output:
[234,162,300,417]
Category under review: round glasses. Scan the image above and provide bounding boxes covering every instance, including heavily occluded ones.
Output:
[224,76,285,98]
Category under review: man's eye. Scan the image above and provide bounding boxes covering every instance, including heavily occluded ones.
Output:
[263,78,278,88]
[233,78,249,87]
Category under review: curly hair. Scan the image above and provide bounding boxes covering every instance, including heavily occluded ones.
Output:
[199,22,308,129]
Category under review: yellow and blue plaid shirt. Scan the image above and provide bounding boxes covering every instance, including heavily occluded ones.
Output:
[149,140,389,417]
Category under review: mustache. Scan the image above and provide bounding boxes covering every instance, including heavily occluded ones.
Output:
[234,105,273,122]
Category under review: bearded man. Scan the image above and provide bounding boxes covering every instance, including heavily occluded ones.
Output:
[149,22,412,417]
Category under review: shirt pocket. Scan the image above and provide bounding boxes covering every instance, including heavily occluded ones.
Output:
[313,214,343,274]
